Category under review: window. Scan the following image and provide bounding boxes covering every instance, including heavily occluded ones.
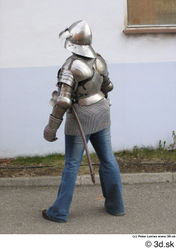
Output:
[124,0,176,33]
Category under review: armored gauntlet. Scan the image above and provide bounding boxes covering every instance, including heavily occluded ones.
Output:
[44,115,63,142]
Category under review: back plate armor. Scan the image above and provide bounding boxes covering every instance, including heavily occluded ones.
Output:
[58,53,112,105]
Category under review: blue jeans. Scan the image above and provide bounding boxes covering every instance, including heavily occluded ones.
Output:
[46,127,125,222]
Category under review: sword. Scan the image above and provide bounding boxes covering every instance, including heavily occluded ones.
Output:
[71,106,95,184]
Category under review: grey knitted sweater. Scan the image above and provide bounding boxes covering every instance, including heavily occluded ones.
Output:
[64,97,111,136]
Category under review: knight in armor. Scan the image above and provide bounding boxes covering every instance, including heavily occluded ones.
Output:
[42,20,125,223]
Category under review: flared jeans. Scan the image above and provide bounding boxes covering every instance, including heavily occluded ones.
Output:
[46,127,125,222]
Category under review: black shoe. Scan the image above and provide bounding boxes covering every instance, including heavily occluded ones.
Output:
[104,206,125,216]
[42,209,66,223]
[42,209,51,221]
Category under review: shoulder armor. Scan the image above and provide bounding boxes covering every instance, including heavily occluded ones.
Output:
[62,55,77,70]
[57,68,75,88]
[95,54,108,77]
[62,55,94,84]
[57,55,76,88]
[70,58,93,83]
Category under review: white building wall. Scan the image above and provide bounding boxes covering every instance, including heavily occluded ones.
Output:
[0,0,176,157]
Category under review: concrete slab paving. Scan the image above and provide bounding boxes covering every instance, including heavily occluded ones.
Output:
[0,182,175,234]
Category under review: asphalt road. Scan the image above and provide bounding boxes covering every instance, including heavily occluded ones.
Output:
[0,183,176,234]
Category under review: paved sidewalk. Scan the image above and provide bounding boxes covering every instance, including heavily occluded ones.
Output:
[0,182,175,234]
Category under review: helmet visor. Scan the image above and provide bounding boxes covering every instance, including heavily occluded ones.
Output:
[65,39,96,58]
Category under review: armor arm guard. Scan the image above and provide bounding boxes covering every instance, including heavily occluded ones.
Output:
[44,69,75,142]
[95,54,114,97]
[101,76,114,97]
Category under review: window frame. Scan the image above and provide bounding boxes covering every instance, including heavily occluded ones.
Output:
[123,0,176,34]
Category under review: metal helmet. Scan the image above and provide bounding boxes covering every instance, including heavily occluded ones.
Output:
[59,20,96,58]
